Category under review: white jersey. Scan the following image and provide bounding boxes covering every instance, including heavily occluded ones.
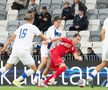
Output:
[46,25,62,50]
[102,18,108,61]
[41,25,62,57]
[13,23,42,52]
[102,18,108,45]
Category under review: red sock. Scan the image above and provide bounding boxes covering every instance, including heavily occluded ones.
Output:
[53,66,66,79]
[44,75,53,84]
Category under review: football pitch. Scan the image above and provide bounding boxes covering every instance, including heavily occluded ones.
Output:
[0,86,107,90]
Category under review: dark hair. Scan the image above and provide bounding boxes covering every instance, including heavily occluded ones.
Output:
[42,6,47,10]
[53,16,61,21]
[87,47,92,50]
[0,43,4,47]
[73,33,81,38]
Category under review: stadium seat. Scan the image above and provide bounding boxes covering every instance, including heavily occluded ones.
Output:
[85,0,96,10]
[87,9,98,20]
[66,31,78,39]
[0,31,8,42]
[0,10,7,20]
[88,19,100,31]
[18,9,27,20]
[51,0,62,9]
[0,20,7,31]
[63,0,73,5]
[0,0,7,10]
[58,20,65,31]
[92,42,102,54]
[7,10,18,21]
[65,20,73,31]
[7,20,19,31]
[89,31,100,42]
[40,0,52,9]
[52,9,62,20]
[96,0,108,9]
[6,0,14,10]
[98,8,108,23]
[80,42,92,54]
[79,31,90,42]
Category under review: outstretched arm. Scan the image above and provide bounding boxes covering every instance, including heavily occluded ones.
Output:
[73,53,82,61]
[0,34,16,54]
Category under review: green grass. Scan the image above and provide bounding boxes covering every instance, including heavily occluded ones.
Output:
[0,86,107,90]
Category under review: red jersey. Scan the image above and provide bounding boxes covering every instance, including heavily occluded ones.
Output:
[50,38,76,57]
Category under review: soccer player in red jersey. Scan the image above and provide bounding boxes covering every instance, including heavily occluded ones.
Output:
[41,34,82,86]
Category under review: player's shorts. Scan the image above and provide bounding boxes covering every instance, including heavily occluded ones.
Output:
[41,44,49,58]
[102,44,108,61]
[50,52,64,71]
[7,49,35,66]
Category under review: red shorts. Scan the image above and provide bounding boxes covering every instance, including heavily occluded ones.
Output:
[50,52,64,71]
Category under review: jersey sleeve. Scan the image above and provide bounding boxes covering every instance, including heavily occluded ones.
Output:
[34,26,42,36]
[61,38,71,44]
[14,27,20,35]
[71,47,77,55]
[102,18,108,29]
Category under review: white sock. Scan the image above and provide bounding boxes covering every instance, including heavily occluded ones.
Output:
[88,70,98,80]
[35,70,40,76]
[16,69,35,82]
[41,74,46,80]
[33,70,40,82]
[0,67,7,74]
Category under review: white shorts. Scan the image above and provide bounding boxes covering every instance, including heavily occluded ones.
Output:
[102,44,108,61]
[41,44,49,58]
[7,49,35,66]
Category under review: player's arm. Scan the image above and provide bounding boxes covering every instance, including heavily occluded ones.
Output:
[38,34,47,41]
[100,28,105,41]
[73,53,82,61]
[0,34,16,54]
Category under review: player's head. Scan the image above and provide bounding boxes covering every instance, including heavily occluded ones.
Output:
[53,16,61,29]
[73,34,81,44]
[24,13,34,23]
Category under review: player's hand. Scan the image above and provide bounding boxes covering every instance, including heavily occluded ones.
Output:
[76,56,82,61]
[42,40,49,45]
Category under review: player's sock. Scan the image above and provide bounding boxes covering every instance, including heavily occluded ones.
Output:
[41,74,46,81]
[16,69,34,82]
[88,70,98,80]
[53,66,66,79]
[33,70,40,82]
[0,67,7,75]
[44,75,53,84]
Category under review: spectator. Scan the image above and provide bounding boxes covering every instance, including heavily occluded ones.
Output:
[37,6,52,33]
[69,8,88,31]
[71,0,87,15]
[61,1,74,21]
[87,47,100,61]
[11,0,29,10]
[77,48,86,60]
[0,43,9,61]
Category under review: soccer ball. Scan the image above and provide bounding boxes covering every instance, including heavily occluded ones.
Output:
[78,79,86,87]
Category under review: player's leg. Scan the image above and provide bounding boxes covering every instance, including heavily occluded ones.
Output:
[0,63,13,75]
[49,63,67,84]
[40,58,50,82]
[0,51,18,75]
[34,45,48,83]
[13,51,36,87]
[33,56,48,83]
[87,61,108,88]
